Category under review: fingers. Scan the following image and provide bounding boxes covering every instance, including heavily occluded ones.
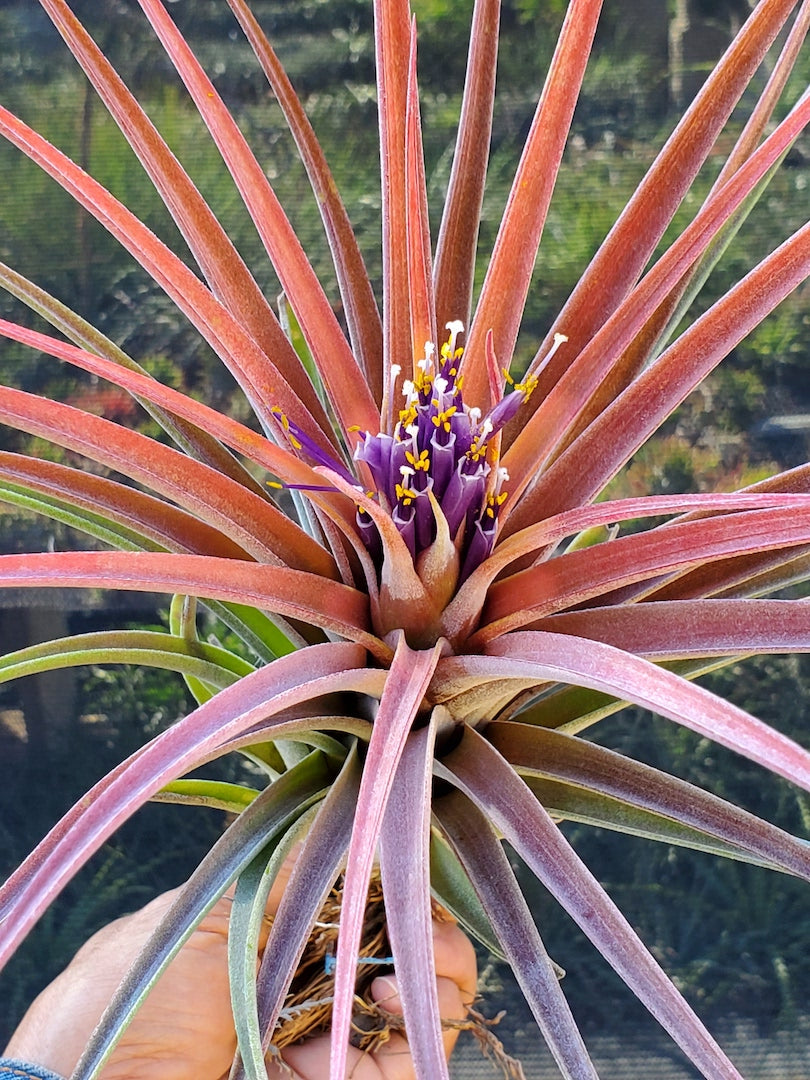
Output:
[431,916,479,1004]
[273,917,477,1080]
[369,914,478,1036]
[366,916,477,1074]
[370,972,470,1063]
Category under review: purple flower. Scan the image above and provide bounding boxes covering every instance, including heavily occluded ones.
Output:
[354,321,538,580]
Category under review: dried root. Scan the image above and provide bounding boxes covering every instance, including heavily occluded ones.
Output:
[264,873,525,1079]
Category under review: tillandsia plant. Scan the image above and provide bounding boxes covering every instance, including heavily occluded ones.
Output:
[2,0,810,1076]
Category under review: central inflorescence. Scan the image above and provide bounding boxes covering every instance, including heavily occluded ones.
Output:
[354,322,539,584]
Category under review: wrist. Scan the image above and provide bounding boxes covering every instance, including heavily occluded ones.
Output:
[0,1060,66,1080]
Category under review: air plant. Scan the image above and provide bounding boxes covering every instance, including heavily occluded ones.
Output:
[1,0,810,1077]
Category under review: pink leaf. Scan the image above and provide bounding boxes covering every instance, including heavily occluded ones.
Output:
[501,89,810,516]
[0,451,251,561]
[380,721,448,1080]
[0,385,333,574]
[483,504,810,634]
[524,0,799,410]
[0,317,359,537]
[0,643,377,968]
[330,633,443,1080]
[0,103,338,452]
[134,0,379,441]
[436,631,810,791]
[437,787,597,1078]
[442,491,810,644]
[405,19,437,366]
[518,219,810,525]
[224,0,383,403]
[540,599,810,660]
[37,0,323,422]
[434,0,501,333]
[487,720,810,879]
[374,0,413,394]
[441,729,745,1079]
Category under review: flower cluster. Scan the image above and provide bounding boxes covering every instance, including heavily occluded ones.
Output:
[354,322,541,582]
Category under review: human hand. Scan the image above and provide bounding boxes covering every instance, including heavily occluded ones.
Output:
[5,865,476,1080]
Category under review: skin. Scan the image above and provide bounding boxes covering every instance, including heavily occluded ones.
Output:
[6,860,477,1080]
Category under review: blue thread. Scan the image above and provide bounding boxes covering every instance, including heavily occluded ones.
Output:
[324,954,395,975]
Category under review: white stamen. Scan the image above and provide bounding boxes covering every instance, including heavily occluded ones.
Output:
[444,319,465,357]
[530,331,568,383]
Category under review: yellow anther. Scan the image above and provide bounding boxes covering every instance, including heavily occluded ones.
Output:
[395,482,418,506]
[406,448,430,472]
[399,404,418,429]
[485,490,508,518]
[467,434,488,461]
[432,418,450,433]
[501,366,537,402]
[431,405,457,431]
[413,363,433,394]
[269,406,302,448]
[513,372,539,401]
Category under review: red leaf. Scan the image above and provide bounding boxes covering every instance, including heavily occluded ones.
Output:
[434,0,501,334]
[0,104,339,453]
[463,0,603,409]
[442,728,745,1078]
[224,0,384,403]
[437,631,810,790]
[134,0,379,441]
[0,551,378,651]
